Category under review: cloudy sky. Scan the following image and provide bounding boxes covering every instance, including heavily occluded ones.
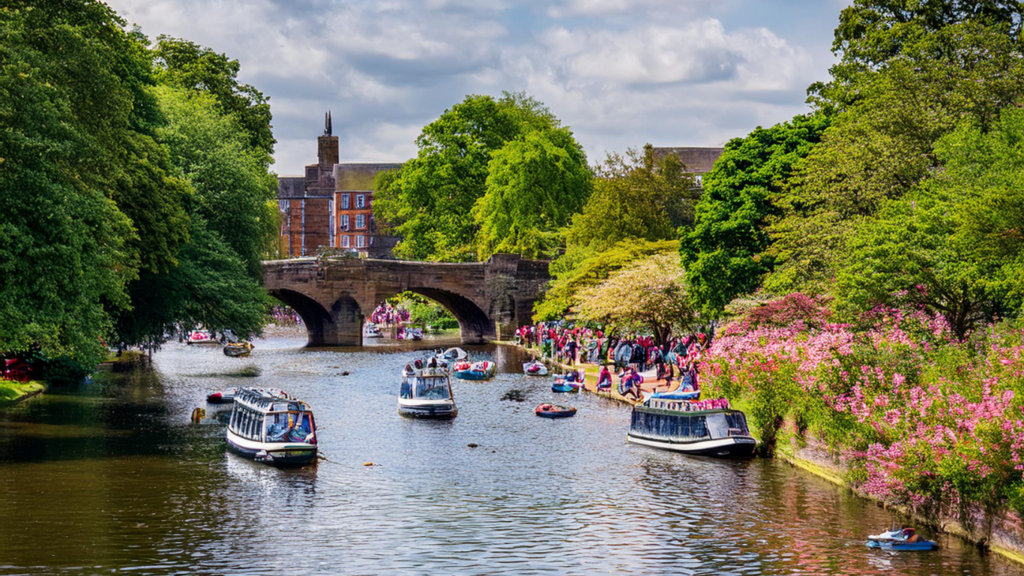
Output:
[106,0,850,176]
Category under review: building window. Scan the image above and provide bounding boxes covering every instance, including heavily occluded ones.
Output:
[357,235,365,248]
[356,195,365,208]
[341,235,350,248]
[340,194,350,209]
[355,214,365,229]
[340,214,349,230]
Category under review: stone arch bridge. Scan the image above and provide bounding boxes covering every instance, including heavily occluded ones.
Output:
[263,255,550,346]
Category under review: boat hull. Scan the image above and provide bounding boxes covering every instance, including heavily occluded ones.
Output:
[536,407,576,418]
[398,402,458,419]
[866,540,938,551]
[551,384,581,393]
[226,429,317,467]
[627,433,757,458]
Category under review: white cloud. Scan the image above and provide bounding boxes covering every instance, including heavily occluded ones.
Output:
[106,0,834,174]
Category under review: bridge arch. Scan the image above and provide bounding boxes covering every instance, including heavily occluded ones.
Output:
[381,288,495,345]
[267,288,338,346]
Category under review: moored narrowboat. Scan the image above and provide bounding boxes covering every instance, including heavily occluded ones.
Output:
[226,388,318,467]
[627,398,756,458]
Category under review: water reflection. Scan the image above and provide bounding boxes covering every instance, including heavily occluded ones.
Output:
[0,337,1017,575]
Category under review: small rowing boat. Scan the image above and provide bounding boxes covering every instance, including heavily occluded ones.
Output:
[523,360,548,376]
[224,341,253,357]
[535,403,577,418]
[453,360,496,381]
[207,388,238,404]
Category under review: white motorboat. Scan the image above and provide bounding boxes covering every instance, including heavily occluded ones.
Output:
[399,362,457,419]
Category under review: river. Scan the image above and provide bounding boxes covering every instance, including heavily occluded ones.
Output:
[0,336,1017,575]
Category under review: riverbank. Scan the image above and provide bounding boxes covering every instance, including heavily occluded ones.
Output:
[0,380,45,407]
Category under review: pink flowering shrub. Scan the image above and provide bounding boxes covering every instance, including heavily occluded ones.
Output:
[702,296,1024,515]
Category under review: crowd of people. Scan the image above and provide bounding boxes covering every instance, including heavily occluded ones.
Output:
[270,305,302,326]
[369,302,410,327]
[514,323,712,399]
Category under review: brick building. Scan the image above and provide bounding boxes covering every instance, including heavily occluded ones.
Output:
[277,113,402,258]
[651,147,724,188]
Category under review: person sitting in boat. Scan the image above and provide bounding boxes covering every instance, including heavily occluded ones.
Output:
[563,370,580,383]
[901,528,919,543]
[596,366,612,390]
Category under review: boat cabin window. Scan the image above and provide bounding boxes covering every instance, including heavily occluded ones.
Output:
[400,379,413,399]
[264,411,313,443]
[631,411,709,440]
[413,377,450,400]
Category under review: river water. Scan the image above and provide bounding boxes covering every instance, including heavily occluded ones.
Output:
[0,337,1017,575]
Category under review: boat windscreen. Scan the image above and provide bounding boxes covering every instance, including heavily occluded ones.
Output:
[414,377,450,400]
[264,411,314,443]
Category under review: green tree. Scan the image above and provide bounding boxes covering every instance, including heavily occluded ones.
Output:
[769,19,1024,294]
[574,253,697,344]
[563,144,694,262]
[680,112,830,317]
[473,129,591,260]
[534,240,679,321]
[836,108,1024,338]
[153,36,275,157]
[0,2,157,365]
[374,92,565,261]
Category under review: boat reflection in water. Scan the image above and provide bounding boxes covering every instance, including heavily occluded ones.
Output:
[226,388,318,467]
[627,397,756,458]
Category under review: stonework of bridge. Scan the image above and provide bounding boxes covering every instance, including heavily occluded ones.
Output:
[263,255,550,346]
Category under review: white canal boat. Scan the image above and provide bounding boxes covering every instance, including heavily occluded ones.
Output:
[627,398,756,458]
[226,388,318,467]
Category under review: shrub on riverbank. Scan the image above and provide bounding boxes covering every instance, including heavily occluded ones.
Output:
[702,297,1024,517]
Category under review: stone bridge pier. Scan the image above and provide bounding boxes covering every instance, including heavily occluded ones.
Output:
[262,255,550,346]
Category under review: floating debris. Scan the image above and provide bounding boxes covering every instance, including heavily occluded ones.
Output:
[501,389,527,402]
[468,443,479,448]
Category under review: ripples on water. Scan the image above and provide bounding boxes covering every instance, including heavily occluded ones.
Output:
[0,337,1015,575]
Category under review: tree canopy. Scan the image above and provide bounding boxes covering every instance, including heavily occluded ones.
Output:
[680,112,830,317]
[374,92,586,262]
[0,1,278,366]
[574,253,697,345]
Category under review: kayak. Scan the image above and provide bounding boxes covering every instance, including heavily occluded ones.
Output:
[866,528,938,551]
[535,403,577,418]
[523,361,548,376]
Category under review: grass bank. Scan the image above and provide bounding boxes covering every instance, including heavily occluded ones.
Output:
[0,380,45,407]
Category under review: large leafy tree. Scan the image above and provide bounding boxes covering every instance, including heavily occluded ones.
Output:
[768,14,1024,294]
[534,240,679,321]
[836,108,1024,338]
[574,253,697,345]
[680,113,830,317]
[153,36,275,158]
[0,2,167,365]
[473,129,591,260]
[374,92,566,261]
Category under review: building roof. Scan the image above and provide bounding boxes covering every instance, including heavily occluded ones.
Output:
[651,147,723,175]
[334,163,404,191]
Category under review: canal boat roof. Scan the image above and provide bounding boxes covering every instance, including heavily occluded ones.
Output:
[637,399,741,417]
[234,388,311,414]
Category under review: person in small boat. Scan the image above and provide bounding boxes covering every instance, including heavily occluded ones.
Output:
[596,366,613,390]
[901,528,919,543]
[562,370,579,383]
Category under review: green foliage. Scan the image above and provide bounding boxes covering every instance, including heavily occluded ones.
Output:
[473,129,591,260]
[564,144,695,260]
[534,240,679,321]
[154,86,278,278]
[0,3,142,366]
[574,253,697,344]
[680,112,830,317]
[153,36,275,157]
[835,108,1024,338]
[390,293,458,330]
[374,92,577,262]
[770,19,1024,294]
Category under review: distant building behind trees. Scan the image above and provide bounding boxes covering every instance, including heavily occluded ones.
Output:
[277,114,402,258]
